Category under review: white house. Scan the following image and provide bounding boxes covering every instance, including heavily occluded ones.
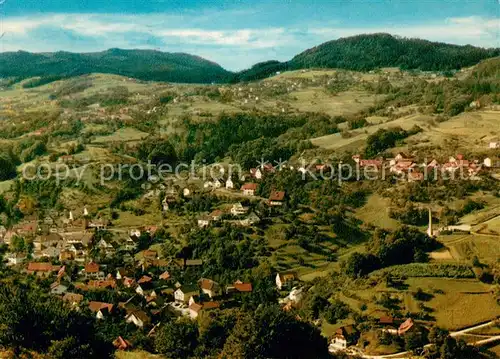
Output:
[276,272,296,290]
[225,178,234,189]
[6,253,26,265]
[489,142,500,149]
[126,311,150,328]
[174,285,200,303]
[197,216,211,228]
[231,203,248,216]
[241,183,258,196]
[199,278,221,298]
[484,157,492,167]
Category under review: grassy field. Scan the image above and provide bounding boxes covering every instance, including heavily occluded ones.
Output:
[310,112,432,150]
[92,127,150,144]
[355,194,400,229]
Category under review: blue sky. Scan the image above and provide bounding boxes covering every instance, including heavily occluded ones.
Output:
[0,0,498,70]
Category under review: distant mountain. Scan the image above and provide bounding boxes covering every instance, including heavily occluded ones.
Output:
[1,34,498,85]
[232,33,500,82]
[0,49,232,84]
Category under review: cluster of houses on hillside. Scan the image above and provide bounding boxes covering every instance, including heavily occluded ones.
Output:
[348,152,498,181]
[3,244,304,350]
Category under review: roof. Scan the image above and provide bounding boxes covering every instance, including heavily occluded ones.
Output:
[89,301,114,313]
[85,262,100,273]
[128,310,150,323]
[210,209,224,217]
[359,159,383,167]
[202,301,220,310]
[178,284,199,295]
[233,282,253,292]
[241,183,258,191]
[27,262,59,272]
[189,302,203,313]
[199,278,218,291]
[278,272,296,282]
[269,191,286,201]
[379,316,394,324]
[159,271,171,280]
[138,275,153,284]
[186,259,203,266]
[88,280,117,289]
[113,336,132,350]
[398,318,415,334]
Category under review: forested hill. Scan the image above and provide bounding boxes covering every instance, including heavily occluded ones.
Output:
[1,34,498,85]
[0,49,232,84]
[232,33,500,82]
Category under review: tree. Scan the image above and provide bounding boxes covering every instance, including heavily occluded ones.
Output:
[222,305,329,359]
[155,319,199,358]
[343,252,381,278]
[0,155,16,181]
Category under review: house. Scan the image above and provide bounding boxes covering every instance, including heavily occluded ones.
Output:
[189,302,203,319]
[136,282,154,297]
[50,282,68,295]
[189,301,220,319]
[407,171,424,182]
[209,209,224,221]
[226,280,253,294]
[125,235,139,251]
[276,272,296,290]
[174,285,200,303]
[378,316,395,326]
[26,262,61,277]
[330,326,358,351]
[113,336,132,351]
[6,252,26,265]
[489,142,500,149]
[84,262,103,279]
[97,239,116,255]
[240,212,260,226]
[159,271,171,280]
[359,159,383,170]
[185,259,203,267]
[199,278,221,298]
[241,183,258,196]
[138,275,153,284]
[126,310,151,328]
[269,191,286,206]
[249,168,263,180]
[122,277,136,288]
[231,203,249,216]
[89,301,114,320]
[484,157,492,167]
[398,318,416,336]
[62,292,84,307]
[225,178,234,189]
[87,280,117,290]
[197,215,211,228]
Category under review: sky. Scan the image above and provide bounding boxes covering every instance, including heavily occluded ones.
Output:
[0,0,498,71]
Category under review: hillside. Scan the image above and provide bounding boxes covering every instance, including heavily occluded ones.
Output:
[233,33,500,82]
[0,49,232,84]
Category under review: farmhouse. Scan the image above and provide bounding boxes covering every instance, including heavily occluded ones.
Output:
[241,183,258,196]
[269,190,286,206]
